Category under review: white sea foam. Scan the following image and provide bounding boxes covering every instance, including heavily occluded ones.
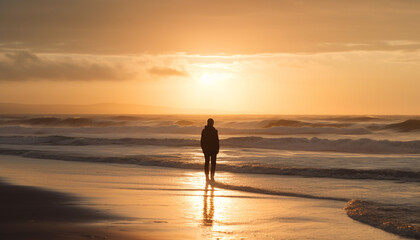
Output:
[1,135,420,154]
[0,148,419,182]
[345,200,420,239]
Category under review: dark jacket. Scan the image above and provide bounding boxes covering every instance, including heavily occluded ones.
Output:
[200,125,219,155]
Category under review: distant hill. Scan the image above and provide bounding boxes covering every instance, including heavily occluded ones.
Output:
[0,102,225,115]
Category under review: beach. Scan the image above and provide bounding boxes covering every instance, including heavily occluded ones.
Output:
[0,114,419,239]
[2,1,420,238]
[0,179,140,240]
[0,155,409,240]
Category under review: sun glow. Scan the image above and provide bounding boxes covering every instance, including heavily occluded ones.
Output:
[198,72,232,89]
[200,73,216,86]
[199,72,231,87]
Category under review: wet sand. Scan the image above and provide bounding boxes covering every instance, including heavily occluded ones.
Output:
[0,180,147,240]
[0,155,407,240]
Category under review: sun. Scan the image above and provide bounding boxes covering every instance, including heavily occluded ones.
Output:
[190,67,244,111]
[198,72,233,88]
[199,73,216,86]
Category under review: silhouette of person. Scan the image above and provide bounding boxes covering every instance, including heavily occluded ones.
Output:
[200,118,219,182]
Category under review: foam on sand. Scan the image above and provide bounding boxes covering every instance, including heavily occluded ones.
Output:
[210,181,349,201]
[345,200,420,239]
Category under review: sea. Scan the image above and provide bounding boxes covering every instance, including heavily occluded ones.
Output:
[0,114,419,238]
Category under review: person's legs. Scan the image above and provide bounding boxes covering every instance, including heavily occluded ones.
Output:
[210,154,217,181]
[204,154,210,181]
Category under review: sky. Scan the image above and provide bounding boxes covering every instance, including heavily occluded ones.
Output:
[0,0,419,114]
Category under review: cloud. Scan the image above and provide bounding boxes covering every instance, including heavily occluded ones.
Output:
[5,51,41,64]
[148,66,188,77]
[317,41,420,53]
[1,0,420,55]
[0,51,134,81]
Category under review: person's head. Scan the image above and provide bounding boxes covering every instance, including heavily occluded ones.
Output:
[207,118,214,127]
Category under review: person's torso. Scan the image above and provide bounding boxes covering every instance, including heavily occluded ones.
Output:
[202,126,219,150]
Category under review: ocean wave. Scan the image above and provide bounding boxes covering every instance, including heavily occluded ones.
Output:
[0,124,371,136]
[252,126,371,135]
[368,119,420,132]
[210,181,348,201]
[0,148,419,182]
[2,135,420,154]
[0,117,126,127]
[2,115,420,135]
[175,120,196,126]
[260,119,353,128]
[345,200,420,239]
[0,125,371,136]
[223,136,420,154]
[0,135,198,147]
[383,119,420,132]
[325,116,380,122]
[0,115,377,135]
[106,115,142,121]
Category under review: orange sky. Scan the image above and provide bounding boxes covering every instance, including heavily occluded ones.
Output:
[0,0,419,114]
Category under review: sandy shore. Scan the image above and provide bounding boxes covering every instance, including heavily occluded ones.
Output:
[0,179,147,240]
[0,155,406,240]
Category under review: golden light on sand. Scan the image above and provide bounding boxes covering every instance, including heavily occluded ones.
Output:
[181,172,236,233]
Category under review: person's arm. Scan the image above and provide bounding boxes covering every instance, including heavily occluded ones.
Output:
[216,130,220,154]
[200,129,204,150]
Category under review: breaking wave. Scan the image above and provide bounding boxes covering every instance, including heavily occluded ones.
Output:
[0,135,197,147]
[383,119,420,132]
[0,148,419,182]
[325,116,380,122]
[2,135,420,154]
[222,136,420,154]
[260,119,352,128]
[0,117,125,127]
[210,181,349,201]
[1,115,420,134]
[0,124,372,136]
[345,200,420,239]
[368,119,420,132]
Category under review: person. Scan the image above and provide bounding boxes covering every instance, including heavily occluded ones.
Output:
[200,118,219,182]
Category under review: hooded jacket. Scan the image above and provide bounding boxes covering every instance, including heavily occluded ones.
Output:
[200,125,219,155]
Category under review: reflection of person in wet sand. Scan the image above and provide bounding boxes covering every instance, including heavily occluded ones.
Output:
[203,183,215,226]
[200,118,220,182]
